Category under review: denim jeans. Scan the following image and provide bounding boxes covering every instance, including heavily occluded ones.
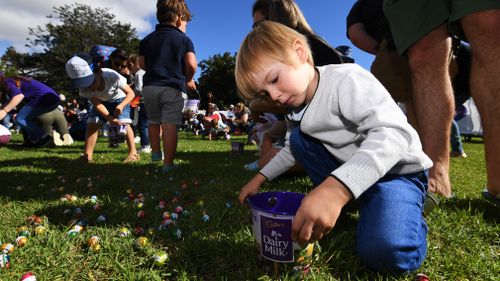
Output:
[138,104,149,147]
[450,119,464,153]
[289,127,428,273]
[16,104,59,139]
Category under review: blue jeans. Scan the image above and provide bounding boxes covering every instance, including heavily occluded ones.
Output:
[289,127,428,273]
[16,104,58,139]
[450,119,463,153]
[138,104,149,147]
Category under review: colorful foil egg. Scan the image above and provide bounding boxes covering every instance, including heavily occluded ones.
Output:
[20,272,37,281]
[1,243,14,254]
[97,215,107,223]
[87,236,101,252]
[118,227,131,237]
[173,229,182,239]
[73,225,84,232]
[67,229,79,238]
[201,213,210,222]
[175,206,183,214]
[0,254,11,269]
[134,237,149,248]
[16,236,28,248]
[162,211,170,219]
[137,211,146,218]
[17,226,31,237]
[90,195,98,204]
[134,201,144,209]
[34,225,46,236]
[153,251,168,267]
[134,226,145,236]
[170,213,178,220]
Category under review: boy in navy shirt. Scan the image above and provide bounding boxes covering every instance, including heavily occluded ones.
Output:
[139,0,197,173]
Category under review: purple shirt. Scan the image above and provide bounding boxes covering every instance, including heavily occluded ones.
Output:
[5,78,60,107]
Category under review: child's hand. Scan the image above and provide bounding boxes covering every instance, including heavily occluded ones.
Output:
[114,105,123,116]
[108,118,120,126]
[239,173,267,204]
[186,80,196,91]
[291,177,352,245]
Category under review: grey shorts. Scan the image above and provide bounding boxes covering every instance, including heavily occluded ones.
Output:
[383,0,500,54]
[142,85,187,125]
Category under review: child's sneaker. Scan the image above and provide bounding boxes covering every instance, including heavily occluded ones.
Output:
[78,154,92,164]
[450,151,467,158]
[139,145,152,153]
[53,131,63,146]
[62,134,74,146]
[244,160,260,171]
[162,164,176,174]
[151,151,163,162]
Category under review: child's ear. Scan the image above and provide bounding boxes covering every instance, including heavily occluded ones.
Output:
[175,15,182,27]
[293,39,309,64]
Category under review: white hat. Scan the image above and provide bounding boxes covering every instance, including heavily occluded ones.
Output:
[65,56,94,89]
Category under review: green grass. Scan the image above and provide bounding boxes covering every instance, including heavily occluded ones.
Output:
[0,133,498,280]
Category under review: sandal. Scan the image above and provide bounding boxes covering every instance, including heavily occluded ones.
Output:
[123,154,140,163]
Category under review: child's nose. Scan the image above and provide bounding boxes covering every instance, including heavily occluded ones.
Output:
[268,91,280,101]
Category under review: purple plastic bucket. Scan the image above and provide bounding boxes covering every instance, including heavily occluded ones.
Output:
[247,191,305,262]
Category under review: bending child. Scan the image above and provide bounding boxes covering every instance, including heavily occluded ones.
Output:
[65,54,139,163]
[236,22,433,273]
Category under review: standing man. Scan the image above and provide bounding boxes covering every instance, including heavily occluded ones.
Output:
[383,1,500,200]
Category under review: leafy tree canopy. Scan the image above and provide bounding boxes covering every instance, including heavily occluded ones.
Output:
[196,52,242,110]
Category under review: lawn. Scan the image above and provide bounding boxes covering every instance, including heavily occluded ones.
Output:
[0,132,498,280]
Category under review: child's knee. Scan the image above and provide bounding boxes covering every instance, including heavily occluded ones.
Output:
[356,237,425,273]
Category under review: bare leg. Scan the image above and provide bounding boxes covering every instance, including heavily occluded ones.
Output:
[407,24,454,197]
[162,124,178,166]
[84,123,101,161]
[148,124,161,153]
[403,100,417,129]
[124,124,138,156]
[462,10,500,196]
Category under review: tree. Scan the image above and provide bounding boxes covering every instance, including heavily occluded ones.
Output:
[196,52,241,109]
[0,47,37,77]
[2,4,139,94]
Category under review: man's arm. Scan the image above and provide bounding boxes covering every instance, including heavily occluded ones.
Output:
[347,23,379,55]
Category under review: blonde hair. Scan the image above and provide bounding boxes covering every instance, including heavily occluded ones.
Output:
[235,21,313,101]
[252,0,313,35]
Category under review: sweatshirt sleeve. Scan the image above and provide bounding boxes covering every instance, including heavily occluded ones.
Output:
[331,68,417,198]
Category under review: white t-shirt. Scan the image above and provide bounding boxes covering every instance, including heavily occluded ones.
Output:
[79,68,127,102]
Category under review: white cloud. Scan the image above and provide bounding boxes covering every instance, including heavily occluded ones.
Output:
[0,0,155,53]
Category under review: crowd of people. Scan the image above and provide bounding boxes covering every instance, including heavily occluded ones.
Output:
[1,0,499,275]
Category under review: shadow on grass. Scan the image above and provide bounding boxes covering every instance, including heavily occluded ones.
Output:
[0,138,402,279]
[439,196,499,223]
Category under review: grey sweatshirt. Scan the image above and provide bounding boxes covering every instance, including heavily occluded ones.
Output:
[259,64,433,198]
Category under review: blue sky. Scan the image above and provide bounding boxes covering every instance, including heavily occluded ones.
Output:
[185,0,374,78]
[0,0,374,80]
